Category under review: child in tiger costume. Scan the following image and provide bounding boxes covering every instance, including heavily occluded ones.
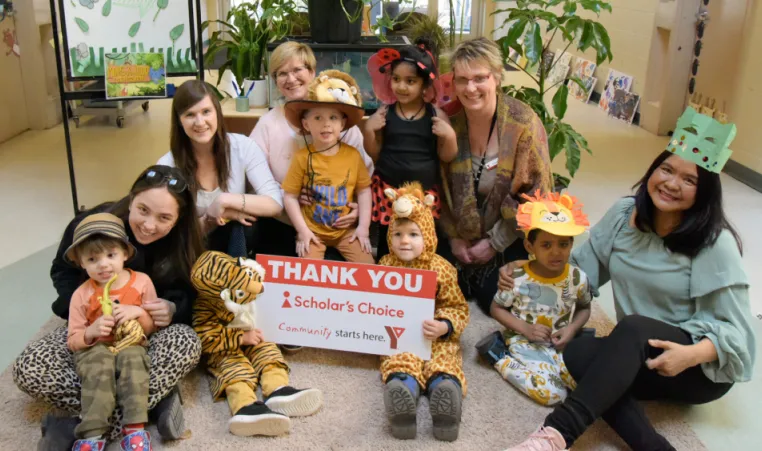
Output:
[190,251,322,437]
[378,182,469,442]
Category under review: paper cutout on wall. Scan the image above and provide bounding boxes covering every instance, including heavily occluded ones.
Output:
[3,28,19,57]
[599,69,633,112]
[607,88,640,124]
[105,52,166,99]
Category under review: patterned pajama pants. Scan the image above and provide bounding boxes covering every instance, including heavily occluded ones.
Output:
[494,335,576,406]
[74,344,149,439]
[380,340,467,395]
[12,324,201,441]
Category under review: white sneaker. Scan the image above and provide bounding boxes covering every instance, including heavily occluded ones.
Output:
[504,426,568,451]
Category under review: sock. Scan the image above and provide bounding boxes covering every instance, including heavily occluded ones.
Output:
[123,423,145,436]
[84,435,102,441]
[389,373,419,394]
[428,373,457,392]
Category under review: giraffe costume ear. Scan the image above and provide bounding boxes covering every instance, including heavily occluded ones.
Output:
[384,188,398,201]
[424,194,435,208]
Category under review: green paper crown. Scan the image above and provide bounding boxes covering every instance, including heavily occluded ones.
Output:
[666,106,736,173]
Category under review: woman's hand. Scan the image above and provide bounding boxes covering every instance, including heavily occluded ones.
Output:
[349,227,372,254]
[113,304,145,325]
[241,328,264,346]
[142,298,174,328]
[467,239,497,265]
[422,319,449,341]
[365,105,387,132]
[333,203,359,229]
[296,229,322,257]
[431,116,456,141]
[206,194,228,224]
[646,339,697,377]
[219,208,257,227]
[450,238,472,264]
[299,187,315,207]
[498,260,529,291]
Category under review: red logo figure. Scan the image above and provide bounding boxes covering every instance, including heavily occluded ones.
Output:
[282,291,292,308]
[384,326,406,349]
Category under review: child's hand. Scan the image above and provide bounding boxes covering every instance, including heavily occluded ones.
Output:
[299,186,316,206]
[241,328,264,346]
[522,323,552,343]
[85,315,115,342]
[431,116,456,141]
[333,202,359,229]
[113,304,146,325]
[296,230,322,257]
[349,227,372,254]
[365,105,387,132]
[423,319,449,340]
[551,327,575,350]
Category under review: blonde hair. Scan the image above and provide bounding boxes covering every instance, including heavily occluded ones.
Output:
[269,41,317,79]
[449,37,503,83]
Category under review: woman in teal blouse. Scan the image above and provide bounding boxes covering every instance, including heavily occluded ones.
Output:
[500,149,755,450]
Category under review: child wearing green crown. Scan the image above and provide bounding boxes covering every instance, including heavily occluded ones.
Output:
[499,107,755,451]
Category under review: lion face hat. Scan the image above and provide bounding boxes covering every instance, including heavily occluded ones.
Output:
[517,190,590,237]
[284,69,364,133]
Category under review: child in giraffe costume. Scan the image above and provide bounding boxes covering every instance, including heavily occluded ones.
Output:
[378,182,469,442]
[476,190,592,406]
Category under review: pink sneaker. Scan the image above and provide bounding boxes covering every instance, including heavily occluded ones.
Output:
[503,426,568,451]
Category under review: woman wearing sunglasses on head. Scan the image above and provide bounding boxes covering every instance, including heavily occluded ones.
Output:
[13,165,204,448]
[158,80,283,257]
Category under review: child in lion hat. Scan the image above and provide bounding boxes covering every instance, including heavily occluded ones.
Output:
[475,190,593,407]
[281,70,375,263]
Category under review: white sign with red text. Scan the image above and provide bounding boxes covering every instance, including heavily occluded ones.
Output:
[254,255,436,359]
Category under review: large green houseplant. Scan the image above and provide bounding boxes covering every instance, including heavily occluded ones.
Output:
[340,0,420,41]
[203,0,304,94]
[493,0,614,189]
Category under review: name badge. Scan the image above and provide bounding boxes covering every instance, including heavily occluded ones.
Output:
[485,158,499,170]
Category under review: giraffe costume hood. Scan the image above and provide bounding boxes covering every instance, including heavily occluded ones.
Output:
[384,182,438,264]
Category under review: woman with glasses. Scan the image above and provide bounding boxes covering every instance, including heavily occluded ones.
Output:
[159,80,283,258]
[439,37,552,315]
[13,166,205,447]
[249,41,374,257]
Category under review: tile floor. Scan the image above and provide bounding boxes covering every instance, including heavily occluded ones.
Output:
[0,76,760,449]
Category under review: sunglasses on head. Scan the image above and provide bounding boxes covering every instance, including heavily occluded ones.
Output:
[138,167,188,193]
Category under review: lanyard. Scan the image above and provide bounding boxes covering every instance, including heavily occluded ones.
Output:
[470,110,498,201]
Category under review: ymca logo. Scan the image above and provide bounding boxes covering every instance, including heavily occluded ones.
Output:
[384,326,405,349]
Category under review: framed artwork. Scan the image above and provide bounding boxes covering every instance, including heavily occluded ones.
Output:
[607,88,641,124]
[570,75,597,103]
[599,69,634,112]
[571,57,597,79]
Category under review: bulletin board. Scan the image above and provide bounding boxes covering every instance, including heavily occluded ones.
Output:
[60,0,198,79]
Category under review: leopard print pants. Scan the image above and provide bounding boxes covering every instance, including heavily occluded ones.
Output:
[12,324,201,441]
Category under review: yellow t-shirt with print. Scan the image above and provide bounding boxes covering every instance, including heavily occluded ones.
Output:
[282,142,371,241]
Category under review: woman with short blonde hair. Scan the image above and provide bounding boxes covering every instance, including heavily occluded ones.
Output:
[440,37,552,315]
[268,41,317,85]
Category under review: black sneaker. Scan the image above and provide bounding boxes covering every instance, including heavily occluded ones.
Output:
[384,375,420,440]
[151,386,186,440]
[37,415,79,451]
[428,377,463,442]
[264,386,323,417]
[475,330,509,366]
[229,402,291,437]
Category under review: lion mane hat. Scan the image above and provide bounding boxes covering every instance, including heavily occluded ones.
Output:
[517,190,590,237]
[284,69,364,132]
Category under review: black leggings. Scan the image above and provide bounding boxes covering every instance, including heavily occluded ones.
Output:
[545,315,733,450]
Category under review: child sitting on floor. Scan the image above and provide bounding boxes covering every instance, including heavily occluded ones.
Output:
[281,70,375,263]
[378,182,469,442]
[65,213,156,451]
[476,191,592,406]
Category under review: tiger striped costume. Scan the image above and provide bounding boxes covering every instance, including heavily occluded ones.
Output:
[190,251,289,402]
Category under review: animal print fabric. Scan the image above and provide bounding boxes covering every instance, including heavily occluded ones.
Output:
[12,324,200,441]
[380,341,466,394]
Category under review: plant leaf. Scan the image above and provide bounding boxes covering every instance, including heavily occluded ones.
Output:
[170,24,185,43]
[552,85,569,120]
[553,173,571,189]
[158,0,168,8]
[548,0,564,6]
[592,22,613,64]
[102,0,112,17]
[564,132,582,177]
[568,75,587,91]
[128,21,141,38]
[548,127,565,161]
[524,22,543,65]
[563,1,577,15]
[578,21,595,52]
[75,17,89,33]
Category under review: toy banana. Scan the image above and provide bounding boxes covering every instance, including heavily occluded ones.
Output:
[98,273,147,354]
[99,273,118,316]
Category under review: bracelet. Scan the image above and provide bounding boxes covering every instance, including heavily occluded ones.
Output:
[241,194,246,212]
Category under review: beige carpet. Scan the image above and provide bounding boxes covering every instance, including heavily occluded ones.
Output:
[1,303,707,450]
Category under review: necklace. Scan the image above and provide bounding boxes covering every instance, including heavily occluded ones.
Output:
[397,102,425,121]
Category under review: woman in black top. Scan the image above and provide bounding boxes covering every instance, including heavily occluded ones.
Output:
[13,166,204,444]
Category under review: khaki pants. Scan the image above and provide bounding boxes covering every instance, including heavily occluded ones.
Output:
[304,229,375,263]
[74,344,149,438]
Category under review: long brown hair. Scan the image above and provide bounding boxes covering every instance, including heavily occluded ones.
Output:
[170,80,231,194]
[110,165,205,284]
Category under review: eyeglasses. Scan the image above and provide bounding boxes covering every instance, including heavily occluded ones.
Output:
[453,73,492,87]
[138,167,188,193]
[275,65,309,82]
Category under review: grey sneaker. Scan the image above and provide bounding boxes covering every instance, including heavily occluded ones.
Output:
[37,415,78,451]
[429,377,462,442]
[384,376,420,439]
[152,386,186,440]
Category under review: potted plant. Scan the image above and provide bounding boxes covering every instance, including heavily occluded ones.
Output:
[203,0,302,107]
[493,0,614,190]
[327,0,419,42]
